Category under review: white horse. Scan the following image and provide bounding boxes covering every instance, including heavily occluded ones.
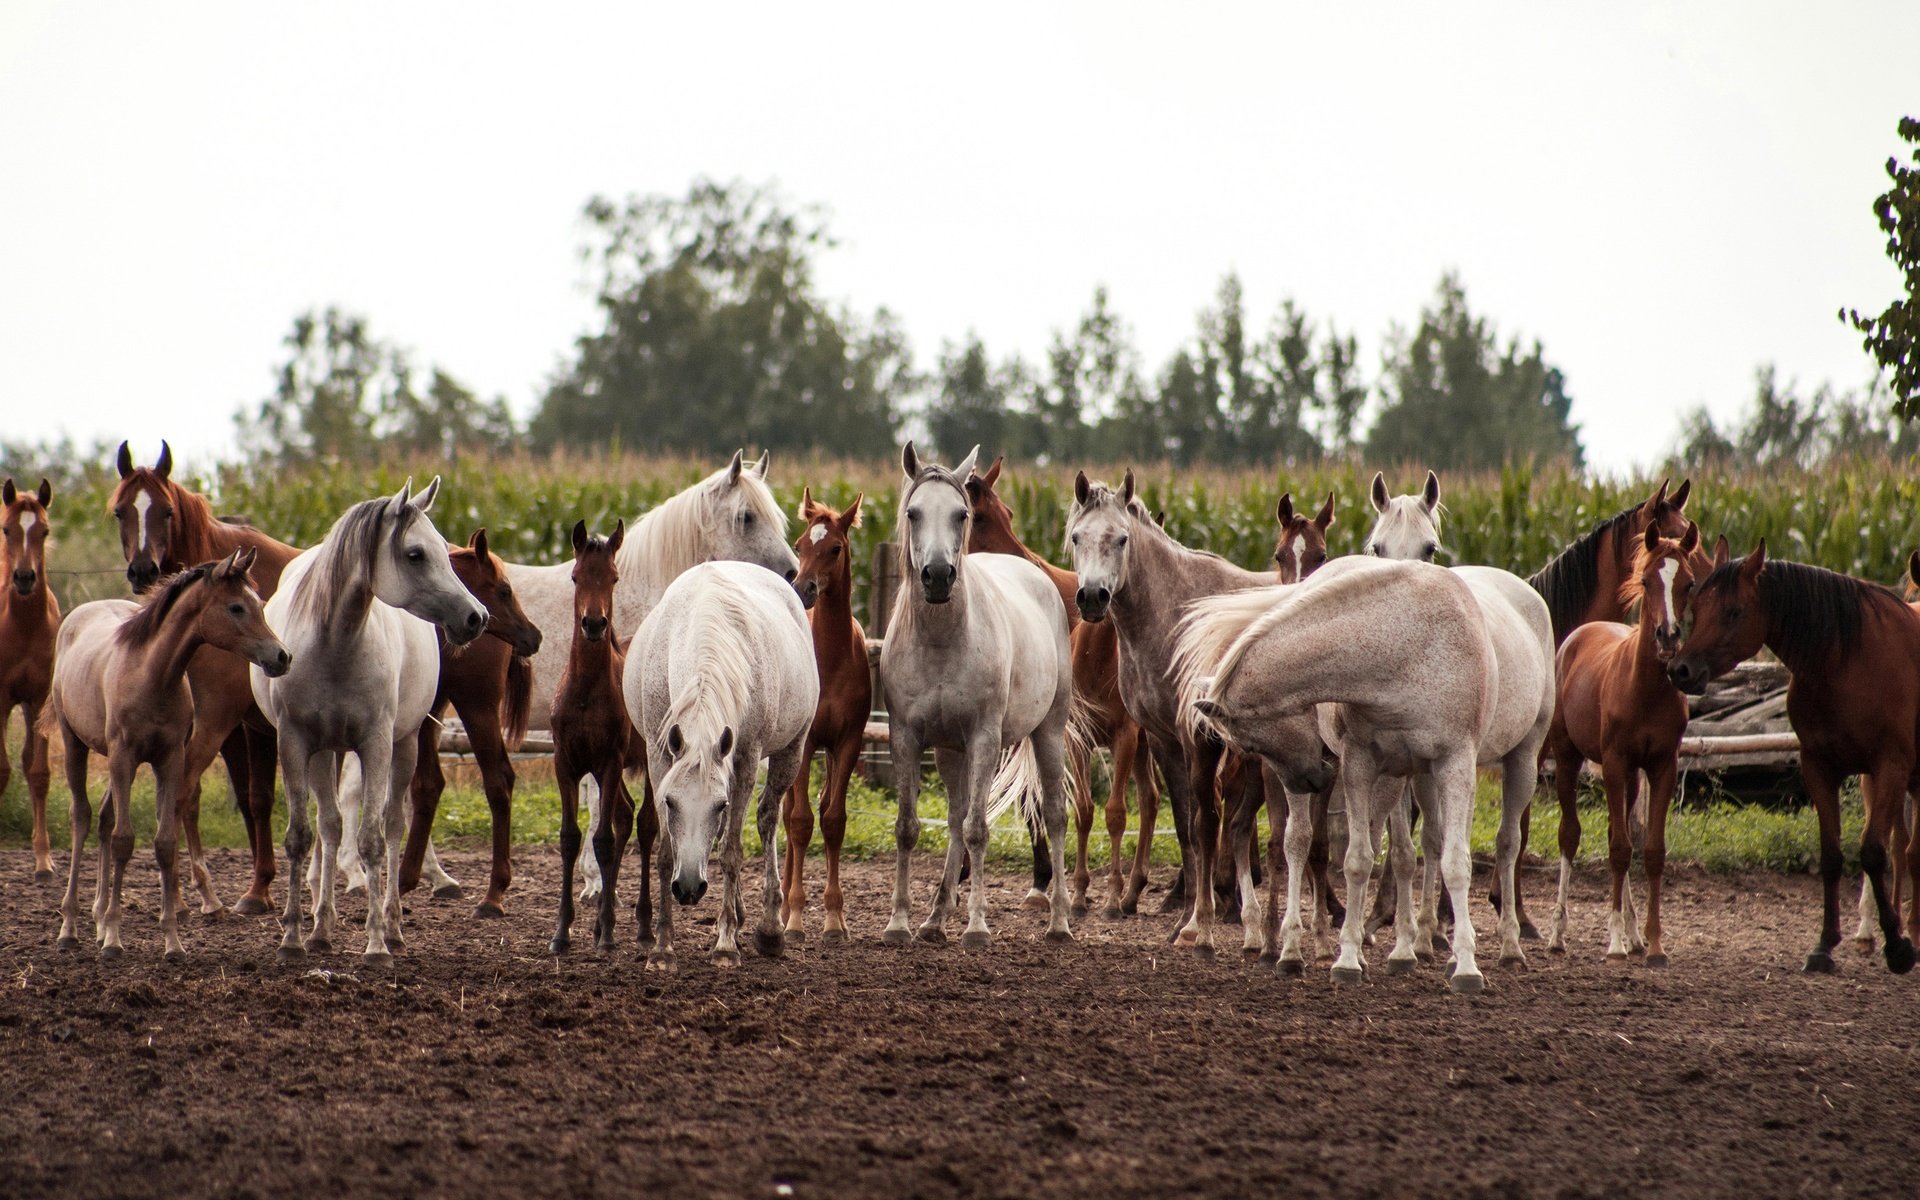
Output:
[1176,557,1511,991]
[625,560,817,968]
[880,443,1077,947]
[508,450,798,899]
[1362,471,1555,968]
[251,479,486,962]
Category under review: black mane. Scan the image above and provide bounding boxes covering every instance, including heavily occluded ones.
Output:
[114,563,215,648]
[1698,557,1908,667]
[1526,506,1641,642]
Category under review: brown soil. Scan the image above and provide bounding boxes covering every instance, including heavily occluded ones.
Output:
[0,847,1914,1200]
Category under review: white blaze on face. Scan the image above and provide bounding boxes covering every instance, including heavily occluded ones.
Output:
[19,511,36,534]
[1656,558,1680,634]
[1291,538,1304,580]
[809,522,829,545]
[133,490,152,551]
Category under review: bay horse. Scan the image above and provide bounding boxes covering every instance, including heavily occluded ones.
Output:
[1,478,59,879]
[1545,522,1710,965]
[626,560,817,968]
[880,443,1076,947]
[783,489,870,941]
[550,521,653,955]
[964,456,1160,918]
[325,528,545,913]
[111,441,301,915]
[504,451,798,900]
[1853,550,1920,950]
[1668,542,1920,975]
[1068,472,1334,958]
[252,479,486,961]
[1175,556,1509,991]
[1526,479,1694,643]
[1271,491,1334,585]
[45,550,290,959]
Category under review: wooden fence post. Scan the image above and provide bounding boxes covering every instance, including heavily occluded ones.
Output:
[865,541,900,788]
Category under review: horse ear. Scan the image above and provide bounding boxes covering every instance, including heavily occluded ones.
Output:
[155,441,173,480]
[1421,470,1440,513]
[797,485,815,522]
[1644,522,1661,552]
[410,476,440,512]
[1314,490,1336,530]
[468,527,489,557]
[1712,534,1730,566]
[717,726,735,759]
[388,479,413,517]
[1120,470,1135,504]
[1155,510,1167,528]
[1739,539,1767,583]
[725,450,745,485]
[608,519,625,555]
[1276,493,1295,526]
[1670,479,1691,512]
[570,520,588,557]
[841,493,864,531]
[901,442,920,479]
[1073,470,1091,505]
[665,724,684,759]
[1680,522,1700,553]
[1,479,14,506]
[1647,477,1669,509]
[37,479,52,509]
[1369,472,1389,512]
[953,445,980,482]
[116,441,134,479]
[1909,549,1920,589]
[233,546,258,577]
[752,451,770,480]
[983,455,1003,487]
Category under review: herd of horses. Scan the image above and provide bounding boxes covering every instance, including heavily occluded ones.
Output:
[3,439,1919,990]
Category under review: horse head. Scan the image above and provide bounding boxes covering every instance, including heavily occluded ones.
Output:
[963,455,1024,558]
[898,442,978,605]
[1666,537,1761,694]
[111,440,177,593]
[1066,469,1142,622]
[369,478,487,645]
[448,528,542,657]
[1364,470,1442,562]
[568,520,624,643]
[701,450,797,585]
[1622,520,1705,661]
[792,487,861,612]
[656,720,737,906]
[2,477,53,598]
[1272,490,1335,584]
[198,548,291,677]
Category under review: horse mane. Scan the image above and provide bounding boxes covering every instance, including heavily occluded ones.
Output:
[1614,534,1685,611]
[657,584,759,762]
[1527,505,1640,640]
[1171,586,1296,736]
[1700,557,1908,666]
[289,496,413,628]
[620,464,786,584]
[114,562,215,648]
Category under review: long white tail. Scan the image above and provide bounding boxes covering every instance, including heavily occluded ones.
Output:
[983,692,1099,828]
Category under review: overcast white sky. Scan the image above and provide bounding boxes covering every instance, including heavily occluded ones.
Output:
[2,2,1914,475]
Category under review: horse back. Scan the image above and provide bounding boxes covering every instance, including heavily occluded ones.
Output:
[1789,604,1920,774]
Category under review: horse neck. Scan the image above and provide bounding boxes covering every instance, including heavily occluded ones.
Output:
[123,602,210,698]
[1111,522,1263,645]
[895,556,974,647]
[0,577,56,629]
[1581,528,1632,629]
[615,488,711,619]
[173,487,300,594]
[811,569,859,657]
[1621,588,1675,696]
[563,624,620,701]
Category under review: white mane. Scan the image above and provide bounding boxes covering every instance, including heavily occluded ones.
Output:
[657,583,760,770]
[619,462,787,586]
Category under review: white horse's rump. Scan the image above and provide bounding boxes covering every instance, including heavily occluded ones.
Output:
[624,560,818,968]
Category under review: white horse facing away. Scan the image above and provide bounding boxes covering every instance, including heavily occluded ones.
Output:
[880,443,1078,948]
[1176,556,1508,992]
[625,560,818,969]
[507,451,799,900]
[252,479,486,962]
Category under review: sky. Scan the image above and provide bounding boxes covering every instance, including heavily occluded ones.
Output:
[1,1,1914,476]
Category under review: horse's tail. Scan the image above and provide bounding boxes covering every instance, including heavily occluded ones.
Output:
[500,654,532,750]
[1171,586,1294,745]
[35,689,62,739]
[984,695,1097,831]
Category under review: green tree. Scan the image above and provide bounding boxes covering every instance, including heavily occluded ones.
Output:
[924,334,1036,463]
[1366,272,1583,470]
[531,179,911,458]
[1842,116,1920,418]
[1318,324,1368,454]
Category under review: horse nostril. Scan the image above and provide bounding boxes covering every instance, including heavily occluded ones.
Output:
[784,568,797,583]
[467,610,483,630]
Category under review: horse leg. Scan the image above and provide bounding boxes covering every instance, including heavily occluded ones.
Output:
[1034,719,1075,943]
[1861,765,1917,974]
[276,734,315,960]
[1548,735,1582,953]
[471,713,517,918]
[1620,771,1645,953]
[1154,737,1193,916]
[1494,749,1535,966]
[781,740,816,937]
[710,761,756,967]
[91,776,114,942]
[353,736,398,962]
[152,744,188,961]
[1414,779,1445,958]
[1308,785,1344,931]
[551,761,581,955]
[1067,734,1094,919]
[236,720,279,916]
[1123,734,1159,915]
[645,790,677,971]
[1256,765,1284,963]
[1431,752,1483,993]
[1177,739,1224,958]
[958,737,1002,949]
[1330,752,1380,982]
[820,738,858,941]
[183,721,244,916]
[1385,781,1419,972]
[633,775,659,953]
[756,738,806,959]
[98,750,137,960]
[593,769,634,954]
[400,715,441,896]
[923,747,970,943]
[1600,758,1634,960]
[883,724,925,944]
[576,773,604,901]
[55,730,92,949]
[308,753,342,955]
[1103,723,1135,918]
[1276,783,1314,973]
[1231,767,1265,954]
[329,755,368,896]
[381,735,419,949]
[1798,754,1846,973]
[1642,759,1677,967]
[1365,782,1410,941]
[23,700,53,880]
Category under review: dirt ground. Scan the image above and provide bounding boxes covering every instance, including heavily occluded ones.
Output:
[0,847,1915,1200]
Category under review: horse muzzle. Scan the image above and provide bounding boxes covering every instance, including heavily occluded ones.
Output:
[795,578,818,610]
[11,569,35,596]
[444,605,488,646]
[256,646,293,678]
[920,562,956,605]
[1074,585,1112,623]
[581,615,609,642]
[671,873,708,906]
[1666,656,1710,695]
[126,559,160,593]
[512,627,543,657]
[1288,751,1338,796]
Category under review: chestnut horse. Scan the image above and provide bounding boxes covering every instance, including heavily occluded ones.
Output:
[110,441,300,915]
[1668,543,1920,975]
[1545,522,1710,965]
[964,457,1160,918]
[1,478,59,879]
[783,489,870,941]
[1526,479,1694,644]
[550,521,653,954]
[401,529,544,917]
[1853,550,1920,950]
[45,550,290,959]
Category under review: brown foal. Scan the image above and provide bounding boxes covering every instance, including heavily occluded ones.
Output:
[0,478,59,878]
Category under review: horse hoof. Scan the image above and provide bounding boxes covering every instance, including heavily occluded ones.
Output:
[961,930,991,950]
[1021,889,1050,912]
[1044,928,1074,944]
[1276,958,1305,977]
[1101,906,1124,921]
[1413,948,1435,963]
[1330,965,1363,985]
[881,928,910,946]
[754,930,784,959]
[1257,951,1278,967]
[783,927,806,946]
[1804,950,1836,974]
[1886,938,1916,975]
[645,952,676,973]
[363,950,393,966]
[1548,942,1567,955]
[164,948,187,964]
[472,903,506,920]
[1499,952,1528,969]
[1605,951,1629,964]
[34,869,53,884]
[305,938,333,956]
[276,944,306,963]
[710,949,741,969]
[98,945,123,963]
[1854,936,1877,955]
[1383,957,1415,976]
[1070,904,1090,920]
[1188,942,1215,961]
[916,926,947,946]
[548,938,569,956]
[1519,920,1541,942]
[1645,953,1670,969]
[432,883,464,901]
[233,897,272,917]
[1449,972,1486,995]
[820,927,847,943]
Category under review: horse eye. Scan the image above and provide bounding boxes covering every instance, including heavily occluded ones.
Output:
[1423,544,1437,560]
[742,511,754,526]
[1116,535,1128,548]
[829,544,842,558]
[907,508,921,523]
[1274,551,1285,563]
[228,603,244,616]
[499,585,512,599]
[1070,532,1079,545]
[407,548,425,563]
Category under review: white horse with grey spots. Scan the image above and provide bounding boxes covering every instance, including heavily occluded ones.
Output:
[624,560,817,969]
[880,443,1077,948]
[251,479,487,961]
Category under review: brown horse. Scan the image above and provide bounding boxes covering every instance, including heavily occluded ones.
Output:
[1271,491,1334,584]
[1526,478,1694,643]
[1,478,59,879]
[111,441,301,915]
[1545,522,1709,966]
[401,528,544,916]
[783,489,870,941]
[45,550,290,959]
[1668,543,1920,975]
[964,457,1162,918]
[549,521,654,954]
[1851,549,1920,951]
